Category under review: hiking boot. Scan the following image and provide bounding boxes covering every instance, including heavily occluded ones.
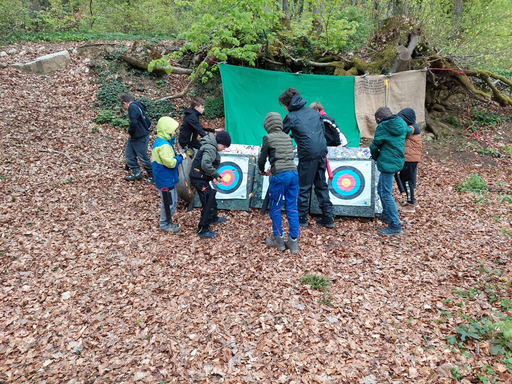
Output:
[375,213,391,224]
[124,164,130,171]
[145,177,154,184]
[125,172,143,181]
[265,235,285,251]
[210,216,227,225]
[160,223,179,234]
[316,217,335,228]
[299,216,309,227]
[400,203,416,213]
[377,226,403,236]
[198,230,218,238]
[285,237,299,254]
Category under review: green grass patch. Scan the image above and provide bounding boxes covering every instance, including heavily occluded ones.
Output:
[455,173,488,194]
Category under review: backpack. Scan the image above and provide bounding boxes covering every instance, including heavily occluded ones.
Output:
[136,105,152,131]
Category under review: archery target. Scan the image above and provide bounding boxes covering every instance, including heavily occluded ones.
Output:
[213,157,249,199]
[327,160,372,206]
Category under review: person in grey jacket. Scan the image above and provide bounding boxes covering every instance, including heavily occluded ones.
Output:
[258,112,300,254]
[278,88,334,228]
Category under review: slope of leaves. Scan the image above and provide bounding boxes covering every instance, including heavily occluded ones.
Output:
[0,42,511,383]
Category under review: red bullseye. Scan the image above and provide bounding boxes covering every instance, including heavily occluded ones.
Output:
[337,175,356,191]
[221,170,236,186]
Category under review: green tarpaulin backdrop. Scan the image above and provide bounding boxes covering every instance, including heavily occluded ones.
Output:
[219,64,359,147]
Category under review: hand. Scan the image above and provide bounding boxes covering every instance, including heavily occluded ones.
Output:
[179,153,186,160]
[213,177,223,184]
[265,168,271,176]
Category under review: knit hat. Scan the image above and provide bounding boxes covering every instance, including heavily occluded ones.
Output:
[216,131,232,147]
[375,107,393,123]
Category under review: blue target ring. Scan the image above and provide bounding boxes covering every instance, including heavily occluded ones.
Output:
[214,161,243,194]
[329,166,365,200]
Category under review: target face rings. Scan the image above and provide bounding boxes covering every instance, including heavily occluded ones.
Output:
[329,166,365,200]
[214,161,243,194]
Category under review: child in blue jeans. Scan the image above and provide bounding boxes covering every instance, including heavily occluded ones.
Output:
[258,112,300,253]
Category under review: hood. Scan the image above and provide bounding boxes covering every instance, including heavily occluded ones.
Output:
[132,100,147,112]
[199,132,218,149]
[263,112,284,134]
[288,94,307,112]
[397,108,420,133]
[156,116,179,141]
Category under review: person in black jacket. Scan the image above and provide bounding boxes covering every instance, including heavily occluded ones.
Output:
[120,93,153,183]
[309,102,348,147]
[178,97,223,153]
[278,88,334,228]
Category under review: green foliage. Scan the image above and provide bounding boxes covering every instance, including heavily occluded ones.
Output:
[447,115,461,128]
[95,74,127,110]
[471,108,502,127]
[300,274,330,290]
[455,173,488,194]
[202,97,224,119]
[476,148,501,158]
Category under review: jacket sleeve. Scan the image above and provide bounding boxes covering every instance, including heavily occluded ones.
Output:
[325,119,344,146]
[189,114,208,137]
[201,146,221,179]
[282,115,293,135]
[157,144,183,169]
[369,126,383,160]
[127,104,141,137]
[258,136,269,173]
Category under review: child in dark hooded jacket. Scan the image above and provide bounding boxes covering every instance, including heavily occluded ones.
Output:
[397,108,422,213]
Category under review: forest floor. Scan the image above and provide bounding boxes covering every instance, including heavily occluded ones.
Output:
[1,42,512,384]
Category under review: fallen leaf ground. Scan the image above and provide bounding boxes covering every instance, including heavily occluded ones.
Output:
[1,42,511,384]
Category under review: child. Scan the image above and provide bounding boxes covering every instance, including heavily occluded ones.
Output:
[120,93,153,183]
[370,107,411,236]
[397,108,422,213]
[151,117,184,233]
[178,96,223,153]
[309,102,348,147]
[258,112,300,254]
[189,131,232,238]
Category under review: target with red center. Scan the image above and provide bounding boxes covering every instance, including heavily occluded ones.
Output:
[329,166,365,200]
[214,161,243,194]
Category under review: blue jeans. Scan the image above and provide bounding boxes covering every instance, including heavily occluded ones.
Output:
[125,135,152,176]
[377,172,401,229]
[269,171,300,238]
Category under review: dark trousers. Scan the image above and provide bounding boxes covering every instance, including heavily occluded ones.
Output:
[399,162,418,204]
[193,181,218,233]
[297,157,333,219]
[125,135,152,176]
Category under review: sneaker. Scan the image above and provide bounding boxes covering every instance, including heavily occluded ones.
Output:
[145,177,154,184]
[125,172,143,181]
[316,217,335,228]
[160,224,179,234]
[299,216,309,227]
[285,237,299,254]
[210,216,227,225]
[400,203,416,213]
[265,235,285,251]
[377,226,403,236]
[375,213,391,224]
[198,230,218,238]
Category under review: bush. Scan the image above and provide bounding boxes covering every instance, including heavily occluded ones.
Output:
[455,173,488,194]
[202,97,225,119]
